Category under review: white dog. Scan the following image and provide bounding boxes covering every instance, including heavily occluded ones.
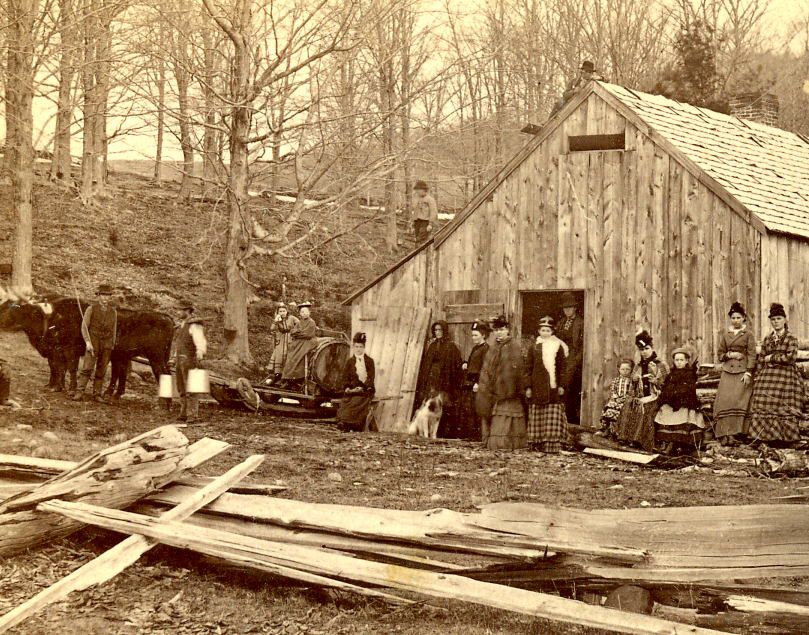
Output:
[407,393,444,439]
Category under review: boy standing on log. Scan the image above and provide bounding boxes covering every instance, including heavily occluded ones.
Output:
[174,300,207,422]
[73,284,118,402]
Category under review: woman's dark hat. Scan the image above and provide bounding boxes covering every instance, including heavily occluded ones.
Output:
[353,332,367,344]
[538,316,555,330]
[96,283,114,296]
[769,302,786,319]
[491,315,509,329]
[635,329,653,349]
[728,301,746,318]
[471,321,490,335]
[560,292,576,308]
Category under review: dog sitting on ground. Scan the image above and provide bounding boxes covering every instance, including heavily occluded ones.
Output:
[407,393,444,438]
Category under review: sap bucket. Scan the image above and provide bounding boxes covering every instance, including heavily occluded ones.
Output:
[187,368,211,394]
[158,374,174,399]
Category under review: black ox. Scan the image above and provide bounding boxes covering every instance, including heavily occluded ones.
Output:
[0,293,174,398]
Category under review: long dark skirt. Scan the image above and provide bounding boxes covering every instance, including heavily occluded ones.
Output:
[338,394,372,432]
[487,398,527,450]
[613,397,657,452]
[458,388,481,440]
[713,371,752,438]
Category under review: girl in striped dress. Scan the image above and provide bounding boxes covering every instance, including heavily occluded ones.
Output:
[599,359,635,434]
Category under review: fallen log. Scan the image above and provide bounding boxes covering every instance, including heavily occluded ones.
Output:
[41,501,727,635]
[0,454,264,634]
[0,425,191,556]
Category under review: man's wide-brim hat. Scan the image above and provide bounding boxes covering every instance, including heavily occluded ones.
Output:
[561,291,576,308]
[97,283,114,296]
[297,301,312,309]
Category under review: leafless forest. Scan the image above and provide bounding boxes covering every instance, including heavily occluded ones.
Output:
[3,0,809,363]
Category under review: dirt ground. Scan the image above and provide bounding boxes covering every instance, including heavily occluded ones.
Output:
[3,330,809,635]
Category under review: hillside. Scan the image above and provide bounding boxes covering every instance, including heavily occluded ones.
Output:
[0,168,428,366]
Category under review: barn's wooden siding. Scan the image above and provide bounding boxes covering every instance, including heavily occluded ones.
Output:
[350,249,429,335]
[760,235,809,338]
[351,92,766,426]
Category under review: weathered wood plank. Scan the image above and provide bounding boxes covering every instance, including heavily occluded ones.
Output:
[666,160,684,353]
[42,501,727,635]
[444,303,504,324]
[0,455,264,633]
[0,426,191,557]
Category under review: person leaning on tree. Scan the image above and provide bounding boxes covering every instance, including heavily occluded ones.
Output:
[174,299,207,423]
[73,283,118,402]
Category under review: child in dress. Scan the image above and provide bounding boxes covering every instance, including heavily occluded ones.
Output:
[654,347,705,453]
[599,359,635,435]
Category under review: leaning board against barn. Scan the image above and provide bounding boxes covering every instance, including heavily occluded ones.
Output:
[345,81,809,428]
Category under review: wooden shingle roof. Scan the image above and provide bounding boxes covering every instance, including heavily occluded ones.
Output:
[601,82,809,239]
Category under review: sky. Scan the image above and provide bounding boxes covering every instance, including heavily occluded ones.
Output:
[19,0,809,163]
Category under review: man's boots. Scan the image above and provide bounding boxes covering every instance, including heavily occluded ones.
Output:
[72,375,90,400]
[178,396,187,421]
[91,379,104,402]
[186,394,200,423]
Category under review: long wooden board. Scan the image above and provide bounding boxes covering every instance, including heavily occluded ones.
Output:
[0,455,263,633]
[42,502,728,635]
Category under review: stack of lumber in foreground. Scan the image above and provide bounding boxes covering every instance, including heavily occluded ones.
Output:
[4,441,809,634]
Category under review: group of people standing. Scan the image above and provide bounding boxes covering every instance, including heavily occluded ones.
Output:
[411,292,584,453]
[265,301,318,390]
[599,301,804,452]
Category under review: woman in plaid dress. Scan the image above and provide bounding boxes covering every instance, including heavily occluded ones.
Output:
[524,316,569,453]
[747,303,802,444]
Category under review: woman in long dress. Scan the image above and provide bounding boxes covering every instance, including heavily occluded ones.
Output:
[747,303,802,445]
[459,321,489,440]
[476,315,527,450]
[415,320,463,437]
[524,316,569,453]
[267,303,299,383]
[614,330,669,452]
[337,332,375,432]
[713,302,756,445]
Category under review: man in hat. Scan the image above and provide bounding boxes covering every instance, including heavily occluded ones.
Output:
[557,291,583,424]
[550,61,603,117]
[73,283,118,401]
[174,299,207,422]
[280,301,318,389]
[412,180,438,244]
[266,302,299,385]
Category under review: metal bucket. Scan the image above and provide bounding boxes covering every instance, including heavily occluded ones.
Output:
[158,374,174,399]
[187,368,210,394]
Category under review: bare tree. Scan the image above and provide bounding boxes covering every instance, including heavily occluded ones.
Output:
[7,0,39,291]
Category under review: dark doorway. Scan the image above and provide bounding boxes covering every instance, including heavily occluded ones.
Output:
[520,289,585,424]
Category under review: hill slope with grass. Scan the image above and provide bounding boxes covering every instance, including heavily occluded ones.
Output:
[0,168,424,367]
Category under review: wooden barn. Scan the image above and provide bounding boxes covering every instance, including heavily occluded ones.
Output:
[343,81,809,430]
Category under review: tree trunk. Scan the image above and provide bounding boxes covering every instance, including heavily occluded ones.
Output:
[200,26,218,196]
[176,69,194,201]
[51,0,76,182]
[79,0,97,204]
[9,0,38,292]
[222,40,253,365]
[4,16,20,181]
[153,22,166,183]
[94,11,110,191]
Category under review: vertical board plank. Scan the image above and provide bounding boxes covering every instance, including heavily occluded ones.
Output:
[570,152,589,289]
[620,129,638,349]
[683,171,701,354]
[585,152,604,425]
[666,159,683,354]
[699,187,715,360]
[392,307,433,430]
[557,154,573,289]
[603,151,621,365]
[650,149,668,346]
[543,131,562,288]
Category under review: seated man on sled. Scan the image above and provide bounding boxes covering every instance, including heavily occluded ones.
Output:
[278,301,318,390]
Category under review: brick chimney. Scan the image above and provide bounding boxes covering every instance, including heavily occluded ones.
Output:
[729,92,779,127]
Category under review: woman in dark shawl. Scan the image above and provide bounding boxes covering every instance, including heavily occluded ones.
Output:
[459,321,490,440]
[416,320,463,437]
[337,332,375,432]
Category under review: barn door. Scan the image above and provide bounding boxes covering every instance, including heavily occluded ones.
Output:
[362,306,432,432]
